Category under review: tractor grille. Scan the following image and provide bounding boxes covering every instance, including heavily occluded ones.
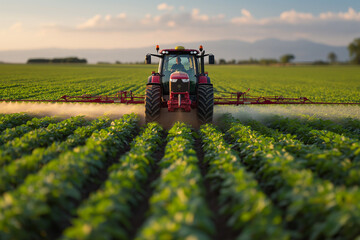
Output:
[170,79,190,93]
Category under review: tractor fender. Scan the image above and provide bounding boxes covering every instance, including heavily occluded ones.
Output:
[198,83,213,86]
[198,75,211,84]
[146,82,161,86]
[147,74,161,84]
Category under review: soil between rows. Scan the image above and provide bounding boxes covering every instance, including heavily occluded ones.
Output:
[128,131,167,239]
[194,134,239,240]
[50,130,136,240]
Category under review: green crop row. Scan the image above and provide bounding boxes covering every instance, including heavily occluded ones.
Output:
[0,116,58,145]
[0,113,33,132]
[340,118,360,136]
[227,119,360,240]
[249,118,360,187]
[267,116,360,161]
[200,124,289,240]
[299,116,358,139]
[62,122,163,240]
[1,64,360,103]
[0,114,138,240]
[244,119,352,186]
[136,122,214,240]
[0,117,111,194]
[0,116,88,166]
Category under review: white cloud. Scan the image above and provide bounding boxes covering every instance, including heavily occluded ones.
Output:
[192,8,209,21]
[232,9,253,23]
[9,22,23,32]
[280,9,313,23]
[157,3,174,11]
[320,7,360,21]
[117,13,127,19]
[77,13,127,30]
[241,9,252,18]
[77,15,102,29]
[167,21,175,27]
[4,8,360,50]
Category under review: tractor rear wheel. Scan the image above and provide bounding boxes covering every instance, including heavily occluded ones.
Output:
[145,85,161,122]
[197,84,214,123]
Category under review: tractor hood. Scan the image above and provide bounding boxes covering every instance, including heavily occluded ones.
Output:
[170,71,189,80]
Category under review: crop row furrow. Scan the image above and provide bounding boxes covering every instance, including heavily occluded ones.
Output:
[0,117,111,194]
[267,116,360,161]
[227,120,360,240]
[0,114,138,240]
[0,116,88,166]
[62,122,163,240]
[0,113,33,133]
[135,122,214,240]
[200,124,289,240]
[0,116,58,146]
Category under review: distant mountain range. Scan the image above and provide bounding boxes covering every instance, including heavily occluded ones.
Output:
[0,39,349,64]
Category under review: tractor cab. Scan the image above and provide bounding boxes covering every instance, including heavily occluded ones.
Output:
[145,45,215,122]
[159,49,199,95]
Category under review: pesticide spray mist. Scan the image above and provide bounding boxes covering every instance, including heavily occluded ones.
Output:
[1,102,359,128]
[213,105,360,124]
[0,102,146,123]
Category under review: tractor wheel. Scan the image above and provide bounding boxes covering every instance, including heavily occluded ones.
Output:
[197,84,214,123]
[145,85,161,122]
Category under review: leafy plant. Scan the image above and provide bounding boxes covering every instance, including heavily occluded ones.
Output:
[0,114,138,240]
[200,123,289,240]
[136,122,214,240]
[0,116,58,145]
[0,116,88,166]
[62,122,163,240]
[0,116,111,194]
[227,118,360,240]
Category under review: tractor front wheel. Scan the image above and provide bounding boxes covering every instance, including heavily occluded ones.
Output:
[197,84,214,123]
[145,85,161,122]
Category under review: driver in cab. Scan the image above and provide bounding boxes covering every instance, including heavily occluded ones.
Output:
[170,57,186,73]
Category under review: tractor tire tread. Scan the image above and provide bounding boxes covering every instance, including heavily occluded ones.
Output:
[197,84,214,123]
[145,85,161,122]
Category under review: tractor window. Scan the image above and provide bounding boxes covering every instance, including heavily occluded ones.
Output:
[164,55,196,72]
[161,54,198,95]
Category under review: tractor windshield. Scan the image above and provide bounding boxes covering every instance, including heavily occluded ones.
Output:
[163,55,196,72]
[160,54,198,94]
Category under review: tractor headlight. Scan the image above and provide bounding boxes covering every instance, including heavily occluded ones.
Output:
[170,78,189,82]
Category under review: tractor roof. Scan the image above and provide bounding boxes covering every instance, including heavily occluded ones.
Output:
[159,47,200,55]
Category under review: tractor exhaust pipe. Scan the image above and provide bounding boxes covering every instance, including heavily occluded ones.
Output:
[200,50,205,74]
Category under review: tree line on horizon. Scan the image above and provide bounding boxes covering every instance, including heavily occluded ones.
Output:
[24,38,360,65]
[217,38,360,65]
[27,57,87,64]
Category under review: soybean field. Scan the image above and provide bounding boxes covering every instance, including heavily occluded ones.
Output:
[0,113,360,239]
[0,64,359,103]
[0,64,360,239]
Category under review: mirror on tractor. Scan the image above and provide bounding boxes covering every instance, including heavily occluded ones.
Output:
[209,54,215,64]
[145,54,151,64]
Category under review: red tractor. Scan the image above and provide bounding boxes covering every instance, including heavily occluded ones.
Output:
[144,45,215,123]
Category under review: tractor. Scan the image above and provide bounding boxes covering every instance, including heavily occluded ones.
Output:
[144,45,215,123]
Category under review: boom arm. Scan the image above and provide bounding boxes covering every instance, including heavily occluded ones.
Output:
[1,89,359,105]
[214,90,360,105]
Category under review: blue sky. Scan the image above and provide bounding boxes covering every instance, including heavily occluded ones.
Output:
[1,0,360,50]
